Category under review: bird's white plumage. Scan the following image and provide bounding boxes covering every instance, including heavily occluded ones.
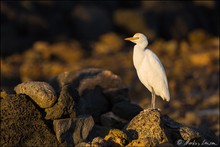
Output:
[125,33,170,108]
[136,49,170,101]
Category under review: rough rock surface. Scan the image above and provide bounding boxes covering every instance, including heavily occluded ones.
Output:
[0,89,8,99]
[125,109,217,146]
[14,81,57,108]
[112,101,143,120]
[0,94,59,146]
[104,129,128,146]
[1,67,219,147]
[50,69,130,122]
[126,109,168,144]
[77,69,127,95]
[45,84,80,120]
[74,108,218,147]
[49,68,103,92]
[53,115,94,145]
[50,68,128,98]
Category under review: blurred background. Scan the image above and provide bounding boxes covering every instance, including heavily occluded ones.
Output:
[1,1,219,137]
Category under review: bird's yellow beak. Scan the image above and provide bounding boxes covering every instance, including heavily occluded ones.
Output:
[124,37,139,41]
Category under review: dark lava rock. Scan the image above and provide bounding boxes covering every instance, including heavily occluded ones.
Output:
[125,109,218,146]
[49,68,128,96]
[77,69,127,96]
[77,86,110,122]
[45,84,80,120]
[112,101,143,120]
[49,68,102,92]
[53,115,94,146]
[104,87,129,105]
[0,94,59,146]
[50,68,129,118]
[87,125,111,141]
[101,111,128,129]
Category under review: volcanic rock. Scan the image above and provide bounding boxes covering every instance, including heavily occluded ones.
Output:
[45,84,80,120]
[1,94,59,146]
[87,125,111,141]
[77,86,110,122]
[49,68,102,92]
[50,68,127,95]
[125,109,217,146]
[53,115,94,146]
[112,101,143,120]
[104,87,129,105]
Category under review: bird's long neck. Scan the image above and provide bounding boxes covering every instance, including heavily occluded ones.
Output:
[133,44,146,69]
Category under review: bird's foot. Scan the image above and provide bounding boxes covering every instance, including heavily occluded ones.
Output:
[147,107,161,111]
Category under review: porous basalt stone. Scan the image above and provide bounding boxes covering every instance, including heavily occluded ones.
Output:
[1,94,59,146]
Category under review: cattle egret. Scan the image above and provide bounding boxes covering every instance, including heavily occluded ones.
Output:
[125,33,170,109]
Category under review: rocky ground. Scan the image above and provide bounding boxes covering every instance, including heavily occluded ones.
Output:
[1,69,219,146]
[1,1,219,147]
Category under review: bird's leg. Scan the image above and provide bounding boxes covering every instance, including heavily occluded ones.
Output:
[151,88,156,109]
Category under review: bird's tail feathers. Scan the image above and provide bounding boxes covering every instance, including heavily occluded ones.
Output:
[162,91,170,102]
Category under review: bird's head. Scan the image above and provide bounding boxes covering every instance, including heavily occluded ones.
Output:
[125,33,148,47]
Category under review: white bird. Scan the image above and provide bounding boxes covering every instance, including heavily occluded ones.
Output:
[125,33,170,109]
